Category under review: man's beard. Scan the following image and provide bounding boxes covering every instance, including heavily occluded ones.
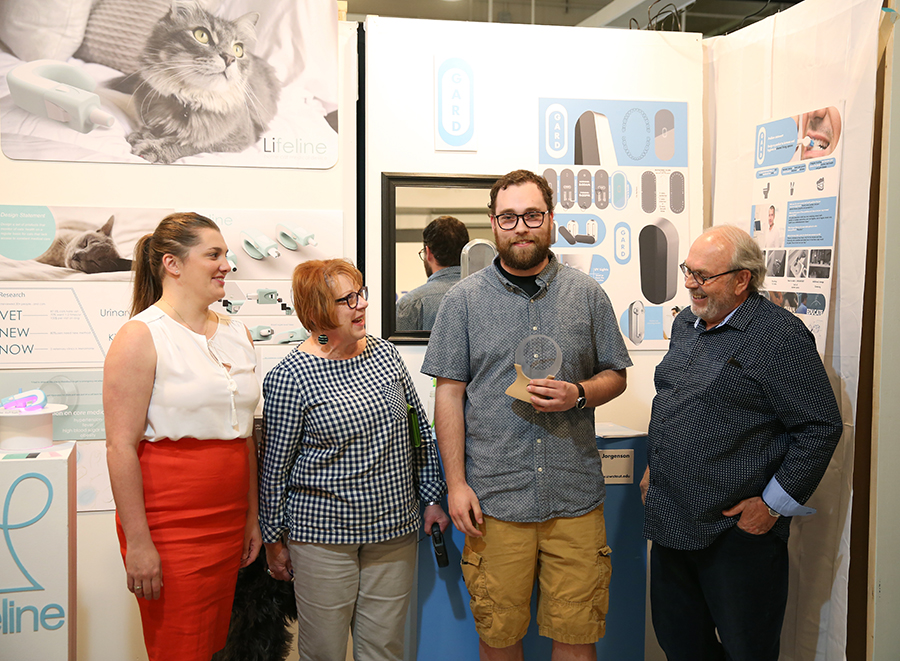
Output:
[496,230,552,272]
[424,260,433,278]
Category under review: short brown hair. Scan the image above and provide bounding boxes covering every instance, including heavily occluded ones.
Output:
[423,216,469,267]
[488,170,554,215]
[291,259,363,332]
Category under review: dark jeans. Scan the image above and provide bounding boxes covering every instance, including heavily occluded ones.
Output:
[650,525,789,661]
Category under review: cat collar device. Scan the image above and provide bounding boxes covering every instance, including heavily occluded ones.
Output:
[246,288,294,315]
[2,389,48,412]
[247,288,281,305]
[7,60,115,134]
[241,230,281,260]
[274,328,310,344]
[249,325,275,342]
[220,298,245,314]
[276,223,317,251]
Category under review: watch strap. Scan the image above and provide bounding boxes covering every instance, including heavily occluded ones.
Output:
[575,382,587,409]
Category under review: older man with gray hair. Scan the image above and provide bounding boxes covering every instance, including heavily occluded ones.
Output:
[641,225,842,661]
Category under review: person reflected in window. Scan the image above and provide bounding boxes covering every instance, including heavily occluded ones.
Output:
[396,216,469,331]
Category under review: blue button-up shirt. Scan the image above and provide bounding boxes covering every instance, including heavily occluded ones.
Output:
[422,254,632,522]
[396,266,461,331]
[643,294,843,549]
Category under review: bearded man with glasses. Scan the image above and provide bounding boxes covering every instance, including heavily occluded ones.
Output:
[423,169,631,661]
[641,225,842,661]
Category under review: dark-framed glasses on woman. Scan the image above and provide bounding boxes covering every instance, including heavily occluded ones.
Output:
[335,286,368,309]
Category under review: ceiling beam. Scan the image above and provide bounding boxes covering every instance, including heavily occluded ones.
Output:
[578,0,694,29]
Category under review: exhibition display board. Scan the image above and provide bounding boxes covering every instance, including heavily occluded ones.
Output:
[0,443,76,660]
[0,0,888,657]
[707,1,881,656]
[0,13,359,661]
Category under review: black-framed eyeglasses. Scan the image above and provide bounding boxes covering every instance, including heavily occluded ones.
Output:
[418,247,426,261]
[679,263,744,286]
[335,286,368,309]
[493,210,549,231]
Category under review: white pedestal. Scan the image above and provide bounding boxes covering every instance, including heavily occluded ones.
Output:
[0,443,76,660]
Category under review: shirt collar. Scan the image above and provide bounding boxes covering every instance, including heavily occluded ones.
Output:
[427,265,460,282]
[693,293,761,331]
[491,251,560,293]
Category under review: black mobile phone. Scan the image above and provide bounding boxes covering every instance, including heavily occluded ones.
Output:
[431,523,449,568]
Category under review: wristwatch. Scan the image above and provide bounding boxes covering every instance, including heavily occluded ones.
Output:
[574,382,587,410]
[764,501,781,518]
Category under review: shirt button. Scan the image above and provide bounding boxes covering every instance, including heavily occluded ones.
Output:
[533,326,537,331]
[536,438,542,443]
[538,467,543,472]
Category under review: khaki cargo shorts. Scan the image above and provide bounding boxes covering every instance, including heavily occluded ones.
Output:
[460,504,611,648]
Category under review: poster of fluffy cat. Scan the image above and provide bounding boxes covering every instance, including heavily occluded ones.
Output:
[0,0,338,168]
[109,2,281,164]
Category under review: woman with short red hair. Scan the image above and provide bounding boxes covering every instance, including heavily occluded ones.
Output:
[259,258,448,661]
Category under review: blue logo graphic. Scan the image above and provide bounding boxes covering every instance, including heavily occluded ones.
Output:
[756,126,767,166]
[2,473,53,594]
[437,58,475,147]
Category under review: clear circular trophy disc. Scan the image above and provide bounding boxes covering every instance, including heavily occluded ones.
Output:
[514,334,562,379]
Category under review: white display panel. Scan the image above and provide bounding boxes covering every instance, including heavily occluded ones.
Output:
[0,444,76,659]
[364,17,704,347]
[706,0,882,657]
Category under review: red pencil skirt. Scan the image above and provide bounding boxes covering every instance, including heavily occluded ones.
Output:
[116,437,249,661]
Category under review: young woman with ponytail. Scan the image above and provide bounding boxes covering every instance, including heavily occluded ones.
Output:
[103,212,261,661]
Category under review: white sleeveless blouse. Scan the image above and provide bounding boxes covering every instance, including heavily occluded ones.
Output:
[134,306,260,442]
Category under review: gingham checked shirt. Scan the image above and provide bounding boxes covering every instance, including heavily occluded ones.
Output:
[422,253,632,523]
[259,336,445,545]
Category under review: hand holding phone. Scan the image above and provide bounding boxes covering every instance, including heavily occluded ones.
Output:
[431,523,448,568]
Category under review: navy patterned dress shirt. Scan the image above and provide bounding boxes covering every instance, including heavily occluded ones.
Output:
[643,294,843,550]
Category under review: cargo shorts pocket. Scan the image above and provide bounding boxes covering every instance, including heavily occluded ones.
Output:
[461,546,493,629]
[592,545,612,621]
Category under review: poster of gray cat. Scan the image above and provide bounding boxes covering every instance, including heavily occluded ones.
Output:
[0,204,343,282]
[0,0,338,168]
[0,206,165,281]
